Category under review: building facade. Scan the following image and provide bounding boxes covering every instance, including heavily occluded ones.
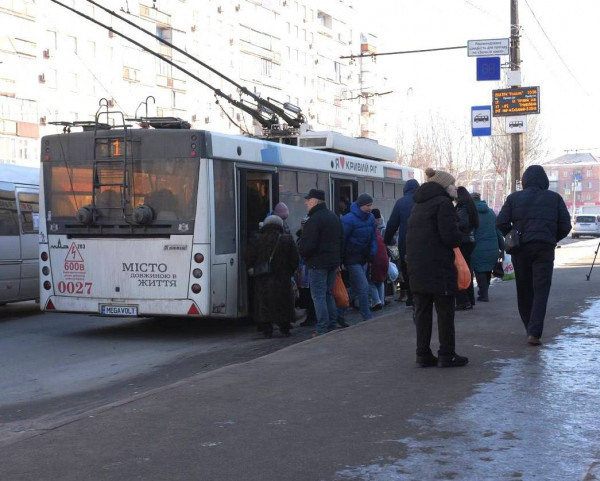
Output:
[0,0,393,167]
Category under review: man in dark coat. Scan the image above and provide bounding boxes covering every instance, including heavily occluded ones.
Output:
[496,165,571,346]
[406,168,466,368]
[385,178,420,306]
[299,189,343,336]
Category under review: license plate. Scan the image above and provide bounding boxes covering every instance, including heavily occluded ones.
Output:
[100,304,138,316]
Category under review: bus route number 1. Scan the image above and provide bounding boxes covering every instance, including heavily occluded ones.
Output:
[58,281,93,295]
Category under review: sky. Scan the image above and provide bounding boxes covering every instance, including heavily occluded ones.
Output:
[358,0,600,160]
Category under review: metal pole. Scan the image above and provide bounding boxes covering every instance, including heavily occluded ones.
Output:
[510,0,523,193]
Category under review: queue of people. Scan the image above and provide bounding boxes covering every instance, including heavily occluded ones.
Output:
[247,164,571,367]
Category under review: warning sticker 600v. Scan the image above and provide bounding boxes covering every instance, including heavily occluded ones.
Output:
[57,241,93,295]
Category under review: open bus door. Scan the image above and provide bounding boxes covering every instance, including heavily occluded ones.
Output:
[331,178,358,216]
[237,169,279,316]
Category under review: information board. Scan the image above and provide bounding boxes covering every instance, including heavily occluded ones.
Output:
[492,86,540,116]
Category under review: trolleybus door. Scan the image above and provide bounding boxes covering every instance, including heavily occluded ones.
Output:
[237,169,279,316]
[331,178,358,216]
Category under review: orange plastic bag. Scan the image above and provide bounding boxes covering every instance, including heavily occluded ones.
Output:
[333,269,350,308]
[454,247,471,290]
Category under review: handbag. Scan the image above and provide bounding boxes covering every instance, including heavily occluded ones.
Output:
[333,268,350,308]
[504,193,535,255]
[492,259,504,278]
[453,247,471,290]
[504,228,520,255]
[248,235,280,277]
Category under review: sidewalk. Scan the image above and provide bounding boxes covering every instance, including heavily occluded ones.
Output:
[1,241,599,480]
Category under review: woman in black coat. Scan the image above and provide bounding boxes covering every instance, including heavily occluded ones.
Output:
[406,168,467,368]
[455,186,479,310]
[247,215,300,338]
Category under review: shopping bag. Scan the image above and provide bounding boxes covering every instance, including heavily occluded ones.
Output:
[333,268,350,308]
[453,247,471,290]
[502,253,515,281]
[387,260,399,282]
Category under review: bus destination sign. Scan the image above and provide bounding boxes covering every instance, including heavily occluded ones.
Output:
[492,86,540,116]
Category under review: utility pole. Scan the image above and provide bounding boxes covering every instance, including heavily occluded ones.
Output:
[510,0,523,192]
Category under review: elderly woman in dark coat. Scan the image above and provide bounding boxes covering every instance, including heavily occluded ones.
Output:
[406,168,467,368]
[247,215,300,338]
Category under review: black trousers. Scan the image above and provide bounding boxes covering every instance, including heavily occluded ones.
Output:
[399,257,412,302]
[456,242,475,306]
[475,271,491,300]
[511,242,555,338]
[413,292,456,357]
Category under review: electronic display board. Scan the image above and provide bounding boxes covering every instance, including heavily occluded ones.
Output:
[492,86,540,116]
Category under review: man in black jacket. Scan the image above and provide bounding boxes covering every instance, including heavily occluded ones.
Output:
[299,189,343,336]
[406,168,466,368]
[496,165,571,346]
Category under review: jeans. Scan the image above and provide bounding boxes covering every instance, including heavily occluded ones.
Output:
[347,263,372,320]
[309,268,338,334]
[369,281,384,306]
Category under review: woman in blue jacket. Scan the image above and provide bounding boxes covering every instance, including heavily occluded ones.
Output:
[342,193,377,321]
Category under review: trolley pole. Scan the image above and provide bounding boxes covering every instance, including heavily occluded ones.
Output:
[510,0,523,193]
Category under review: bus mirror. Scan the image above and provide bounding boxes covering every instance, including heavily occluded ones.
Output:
[76,205,96,225]
[133,205,154,225]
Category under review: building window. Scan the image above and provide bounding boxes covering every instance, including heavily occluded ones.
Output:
[588,182,593,189]
[317,11,332,29]
[261,58,272,77]
[66,36,77,54]
[563,171,568,177]
[587,170,593,177]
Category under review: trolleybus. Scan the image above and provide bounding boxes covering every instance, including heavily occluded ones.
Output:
[39,119,420,318]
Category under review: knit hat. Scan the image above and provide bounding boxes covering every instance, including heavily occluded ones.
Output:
[425,168,455,189]
[357,193,373,207]
[372,208,381,219]
[273,202,289,220]
[263,215,283,227]
[470,192,481,201]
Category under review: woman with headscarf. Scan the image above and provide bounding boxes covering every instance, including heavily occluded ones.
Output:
[247,215,299,338]
[406,168,467,368]
[455,186,479,310]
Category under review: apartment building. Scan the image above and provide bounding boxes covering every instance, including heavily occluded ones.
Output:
[0,0,392,167]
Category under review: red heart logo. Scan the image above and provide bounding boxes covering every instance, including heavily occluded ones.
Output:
[340,156,345,168]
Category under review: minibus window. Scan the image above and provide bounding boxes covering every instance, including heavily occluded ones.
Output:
[0,189,19,235]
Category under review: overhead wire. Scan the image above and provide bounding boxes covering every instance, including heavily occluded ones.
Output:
[523,0,589,95]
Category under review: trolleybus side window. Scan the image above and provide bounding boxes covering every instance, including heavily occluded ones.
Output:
[214,160,236,255]
[0,189,19,236]
[17,192,39,233]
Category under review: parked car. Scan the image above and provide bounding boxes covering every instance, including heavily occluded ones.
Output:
[0,164,40,305]
[571,214,600,238]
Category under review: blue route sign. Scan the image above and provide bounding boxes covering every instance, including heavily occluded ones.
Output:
[472,106,492,137]
[476,56,501,81]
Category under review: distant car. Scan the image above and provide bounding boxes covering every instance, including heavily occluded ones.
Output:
[509,120,524,128]
[474,114,489,123]
[571,215,600,238]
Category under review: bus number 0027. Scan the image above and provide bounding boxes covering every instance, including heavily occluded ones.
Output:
[58,281,93,295]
